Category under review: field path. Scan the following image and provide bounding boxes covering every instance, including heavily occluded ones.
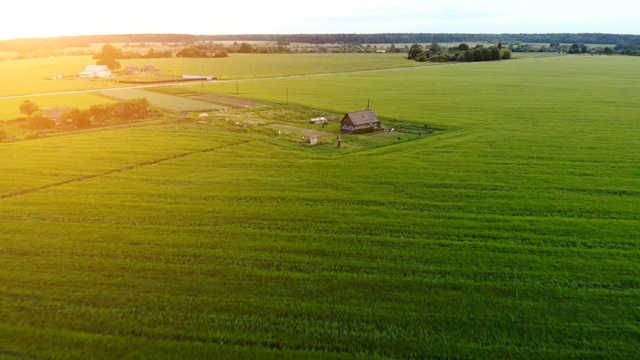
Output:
[0,140,251,201]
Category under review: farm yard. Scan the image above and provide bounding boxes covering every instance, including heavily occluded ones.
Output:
[0,53,639,359]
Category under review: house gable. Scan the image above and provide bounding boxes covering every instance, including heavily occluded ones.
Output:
[340,110,381,133]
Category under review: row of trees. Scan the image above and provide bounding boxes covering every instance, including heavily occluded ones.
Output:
[94,44,174,70]
[196,33,640,46]
[408,42,511,63]
[17,98,154,130]
[614,43,640,56]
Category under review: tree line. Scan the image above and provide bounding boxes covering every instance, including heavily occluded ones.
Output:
[408,42,511,63]
[3,33,640,55]
[196,33,640,46]
[16,98,155,131]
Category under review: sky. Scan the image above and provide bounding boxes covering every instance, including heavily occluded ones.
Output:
[1,0,638,40]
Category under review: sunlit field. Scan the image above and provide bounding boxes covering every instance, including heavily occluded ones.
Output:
[1,54,639,359]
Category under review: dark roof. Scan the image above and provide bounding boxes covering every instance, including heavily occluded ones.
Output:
[43,107,70,120]
[344,110,380,126]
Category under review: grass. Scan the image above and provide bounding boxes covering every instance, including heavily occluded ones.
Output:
[0,55,639,359]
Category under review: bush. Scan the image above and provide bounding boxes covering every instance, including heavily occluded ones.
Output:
[415,52,428,62]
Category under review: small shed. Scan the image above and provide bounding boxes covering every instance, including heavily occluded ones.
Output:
[340,110,381,133]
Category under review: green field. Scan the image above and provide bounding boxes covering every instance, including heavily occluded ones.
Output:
[98,89,223,112]
[1,55,639,359]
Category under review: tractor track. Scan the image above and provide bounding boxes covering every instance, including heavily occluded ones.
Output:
[0,140,251,201]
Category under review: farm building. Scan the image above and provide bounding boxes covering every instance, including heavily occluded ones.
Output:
[340,110,381,133]
[78,65,111,78]
[310,117,328,125]
[123,66,140,75]
[141,65,156,73]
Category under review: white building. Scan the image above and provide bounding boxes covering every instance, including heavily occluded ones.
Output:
[79,65,111,78]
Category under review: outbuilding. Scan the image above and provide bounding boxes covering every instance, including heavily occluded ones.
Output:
[340,110,381,133]
[310,117,328,125]
[123,66,140,75]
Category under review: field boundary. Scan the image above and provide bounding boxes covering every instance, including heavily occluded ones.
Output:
[0,140,251,201]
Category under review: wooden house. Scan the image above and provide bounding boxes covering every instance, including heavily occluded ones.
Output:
[340,110,381,133]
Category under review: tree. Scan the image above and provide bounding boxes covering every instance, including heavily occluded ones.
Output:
[113,98,151,121]
[96,57,121,70]
[19,100,40,116]
[407,43,424,60]
[99,44,123,59]
[473,48,484,61]
[429,42,441,55]
[63,108,91,128]
[88,104,113,123]
[497,41,503,49]
[500,48,512,60]
[238,43,253,53]
[604,47,614,55]
[489,46,501,61]
[464,50,475,62]
[458,43,470,51]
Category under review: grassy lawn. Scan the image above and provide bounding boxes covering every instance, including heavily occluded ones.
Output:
[0,55,639,359]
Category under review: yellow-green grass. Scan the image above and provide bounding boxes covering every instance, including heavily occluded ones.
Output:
[1,55,639,359]
[98,89,223,112]
[0,56,124,97]
[0,54,438,98]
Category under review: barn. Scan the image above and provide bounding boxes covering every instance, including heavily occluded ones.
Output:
[78,65,111,78]
[340,110,381,133]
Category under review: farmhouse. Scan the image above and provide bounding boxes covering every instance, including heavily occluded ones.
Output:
[78,65,111,79]
[340,110,381,133]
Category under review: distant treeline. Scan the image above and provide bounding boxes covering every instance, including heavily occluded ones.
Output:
[0,34,196,53]
[2,33,640,54]
[196,33,640,45]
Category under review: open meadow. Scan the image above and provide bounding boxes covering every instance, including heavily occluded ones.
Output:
[1,54,639,359]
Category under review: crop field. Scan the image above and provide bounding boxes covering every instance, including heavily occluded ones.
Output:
[1,55,639,359]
